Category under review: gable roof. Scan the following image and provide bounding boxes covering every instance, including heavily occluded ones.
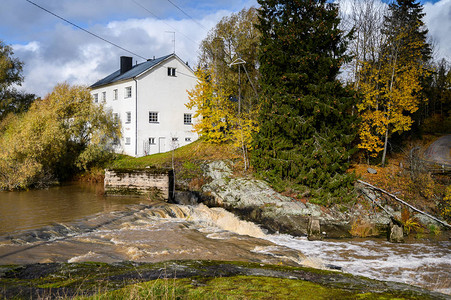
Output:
[90,54,174,88]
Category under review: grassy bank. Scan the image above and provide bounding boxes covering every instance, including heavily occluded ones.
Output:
[1,260,446,299]
[109,140,238,170]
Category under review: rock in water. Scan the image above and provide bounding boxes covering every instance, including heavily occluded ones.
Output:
[307,217,322,241]
[388,220,404,243]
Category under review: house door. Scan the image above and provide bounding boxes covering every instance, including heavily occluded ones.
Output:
[158,137,166,153]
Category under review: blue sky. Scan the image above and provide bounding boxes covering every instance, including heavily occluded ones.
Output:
[0,0,449,97]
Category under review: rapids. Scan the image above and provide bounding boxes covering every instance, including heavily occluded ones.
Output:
[0,183,450,295]
[0,202,308,267]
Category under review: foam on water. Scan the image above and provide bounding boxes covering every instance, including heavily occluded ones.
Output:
[265,234,451,292]
[181,204,266,238]
[68,251,102,263]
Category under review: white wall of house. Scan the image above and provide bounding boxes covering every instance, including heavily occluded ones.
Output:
[90,55,198,157]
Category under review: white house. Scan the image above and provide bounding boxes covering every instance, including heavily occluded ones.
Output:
[90,54,198,157]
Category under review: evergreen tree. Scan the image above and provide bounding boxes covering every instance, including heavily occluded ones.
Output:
[383,0,431,65]
[252,0,357,204]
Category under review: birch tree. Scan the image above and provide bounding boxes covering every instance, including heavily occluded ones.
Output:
[357,0,432,165]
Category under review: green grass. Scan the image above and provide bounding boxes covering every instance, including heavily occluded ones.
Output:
[106,140,241,191]
[109,140,238,170]
[81,276,410,300]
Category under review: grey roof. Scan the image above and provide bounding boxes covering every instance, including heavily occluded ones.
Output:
[90,54,173,88]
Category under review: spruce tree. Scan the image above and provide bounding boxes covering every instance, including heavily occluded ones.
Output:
[252,0,357,204]
[383,0,431,65]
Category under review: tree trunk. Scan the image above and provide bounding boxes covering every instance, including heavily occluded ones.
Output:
[381,126,389,167]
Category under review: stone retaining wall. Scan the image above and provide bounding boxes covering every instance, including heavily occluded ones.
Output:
[104,168,174,200]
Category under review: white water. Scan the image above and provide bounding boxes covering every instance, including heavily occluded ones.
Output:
[180,204,266,238]
[266,234,451,295]
[178,204,451,294]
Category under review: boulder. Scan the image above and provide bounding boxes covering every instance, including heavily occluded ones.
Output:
[307,217,322,240]
[201,161,352,238]
[388,220,404,243]
[367,168,377,174]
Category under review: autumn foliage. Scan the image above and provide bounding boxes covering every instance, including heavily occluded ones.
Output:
[186,67,259,169]
[0,83,120,190]
[356,0,432,166]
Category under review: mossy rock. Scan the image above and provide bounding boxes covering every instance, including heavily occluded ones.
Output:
[0,260,447,299]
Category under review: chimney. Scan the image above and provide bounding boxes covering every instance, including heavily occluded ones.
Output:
[120,56,133,74]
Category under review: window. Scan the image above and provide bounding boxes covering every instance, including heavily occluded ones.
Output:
[125,137,131,145]
[149,111,158,123]
[148,137,155,145]
[172,137,178,142]
[113,89,118,100]
[93,93,98,103]
[102,91,106,102]
[167,67,176,77]
[184,113,192,124]
[125,86,132,98]
[126,111,131,124]
[113,113,119,124]
[185,137,191,142]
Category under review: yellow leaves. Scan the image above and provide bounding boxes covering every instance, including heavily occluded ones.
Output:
[0,83,120,190]
[186,67,259,170]
[357,50,429,158]
[187,68,257,145]
[443,186,451,221]
[357,116,384,157]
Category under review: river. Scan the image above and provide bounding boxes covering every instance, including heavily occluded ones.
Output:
[0,182,450,295]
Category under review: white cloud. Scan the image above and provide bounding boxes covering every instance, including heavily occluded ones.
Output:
[11,41,40,53]
[3,0,256,97]
[12,10,236,97]
[424,0,451,61]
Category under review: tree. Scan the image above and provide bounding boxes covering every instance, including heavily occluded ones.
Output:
[186,68,235,143]
[198,7,260,113]
[383,0,431,63]
[432,59,451,116]
[356,0,432,165]
[357,51,427,160]
[186,67,259,169]
[191,7,261,169]
[338,0,386,89]
[0,40,35,120]
[252,0,357,204]
[416,59,451,134]
[0,83,120,190]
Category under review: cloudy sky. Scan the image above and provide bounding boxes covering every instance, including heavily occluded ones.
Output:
[0,0,449,98]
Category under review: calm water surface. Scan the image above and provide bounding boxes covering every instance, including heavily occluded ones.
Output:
[0,183,144,235]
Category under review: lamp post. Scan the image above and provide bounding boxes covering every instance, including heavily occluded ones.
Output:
[229,57,246,116]
[229,58,247,170]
